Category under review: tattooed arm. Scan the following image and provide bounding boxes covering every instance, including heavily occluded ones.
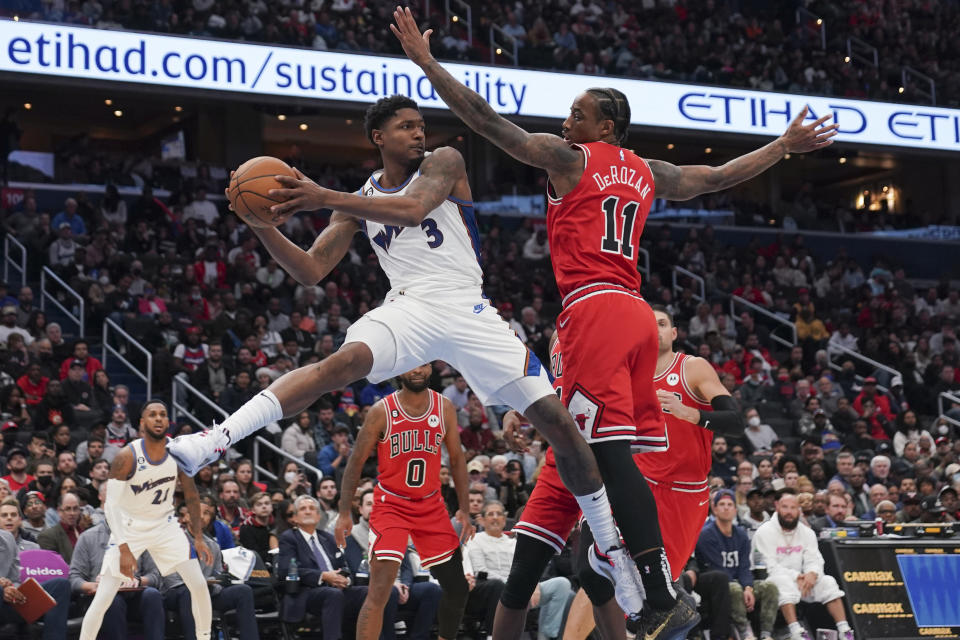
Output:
[391,7,581,174]
[252,213,359,286]
[268,146,465,227]
[648,107,838,201]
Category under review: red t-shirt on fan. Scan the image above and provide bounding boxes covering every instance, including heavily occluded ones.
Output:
[546,141,655,298]
[376,391,446,499]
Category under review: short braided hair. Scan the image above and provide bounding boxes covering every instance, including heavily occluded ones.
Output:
[586,88,631,145]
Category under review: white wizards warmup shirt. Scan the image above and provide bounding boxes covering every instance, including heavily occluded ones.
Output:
[119,438,179,526]
[359,163,483,297]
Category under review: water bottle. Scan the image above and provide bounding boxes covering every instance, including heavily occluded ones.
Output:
[355,553,370,586]
[285,557,300,595]
[752,548,767,581]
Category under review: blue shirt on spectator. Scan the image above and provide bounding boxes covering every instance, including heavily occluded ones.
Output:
[695,520,753,587]
[316,443,344,477]
[359,381,394,408]
[52,211,86,236]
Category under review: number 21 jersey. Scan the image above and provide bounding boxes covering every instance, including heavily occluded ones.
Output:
[546,142,656,298]
[376,391,446,499]
[119,438,179,525]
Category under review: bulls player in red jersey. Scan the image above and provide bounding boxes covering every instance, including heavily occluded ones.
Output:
[565,304,746,638]
[392,6,836,638]
[334,363,473,640]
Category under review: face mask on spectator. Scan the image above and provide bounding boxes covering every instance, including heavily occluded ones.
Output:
[748,416,761,427]
[284,471,297,484]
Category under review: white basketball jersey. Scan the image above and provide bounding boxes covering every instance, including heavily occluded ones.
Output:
[359,163,484,295]
[118,439,179,525]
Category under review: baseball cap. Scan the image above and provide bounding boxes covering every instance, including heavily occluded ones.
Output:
[467,460,484,473]
[798,287,809,295]
[921,496,945,513]
[58,222,71,230]
[499,302,513,311]
[712,489,736,506]
[903,492,922,505]
[6,445,27,459]
[876,441,892,455]
[186,326,202,335]
[890,375,903,388]
[1,420,18,432]
[746,487,763,499]
[1,305,15,315]
[936,436,951,446]
[864,376,878,384]
[69,359,85,368]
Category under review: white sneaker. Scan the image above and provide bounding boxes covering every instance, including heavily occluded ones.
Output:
[166,427,230,476]
[588,544,646,617]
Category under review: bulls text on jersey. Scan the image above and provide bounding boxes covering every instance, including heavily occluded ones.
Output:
[388,428,444,458]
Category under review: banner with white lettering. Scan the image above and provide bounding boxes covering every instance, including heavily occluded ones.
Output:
[1,20,959,152]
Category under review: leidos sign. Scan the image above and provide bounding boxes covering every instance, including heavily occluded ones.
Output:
[2,19,959,152]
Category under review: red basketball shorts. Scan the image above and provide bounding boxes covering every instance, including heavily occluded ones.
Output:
[646,477,711,581]
[513,449,580,553]
[369,486,460,568]
[557,284,666,448]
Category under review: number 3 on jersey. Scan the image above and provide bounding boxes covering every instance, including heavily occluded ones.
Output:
[406,458,426,487]
[600,195,639,259]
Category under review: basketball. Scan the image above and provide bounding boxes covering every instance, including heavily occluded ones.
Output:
[227,156,298,228]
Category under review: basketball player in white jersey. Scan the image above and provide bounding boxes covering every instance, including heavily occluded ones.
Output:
[80,401,213,640]
[167,95,645,610]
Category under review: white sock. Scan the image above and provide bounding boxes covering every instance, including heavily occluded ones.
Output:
[177,558,213,640]
[836,621,850,634]
[788,622,804,638]
[79,574,123,640]
[218,390,283,443]
[575,486,621,551]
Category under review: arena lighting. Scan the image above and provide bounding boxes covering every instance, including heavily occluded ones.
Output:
[667,143,675,149]
[104,99,112,105]
[113,109,122,117]
[844,56,851,63]
[784,153,791,159]
[839,156,847,164]
[299,123,308,130]
[704,147,712,153]
[883,186,889,192]
[22,102,31,109]
[345,118,352,124]
[899,87,905,93]
[277,114,286,120]
[452,15,458,22]
[174,105,183,112]
[12,15,18,21]
[816,18,822,25]
[496,48,502,55]
[456,135,464,141]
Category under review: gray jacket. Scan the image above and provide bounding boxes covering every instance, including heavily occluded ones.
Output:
[160,534,222,593]
[0,529,20,584]
[68,522,161,594]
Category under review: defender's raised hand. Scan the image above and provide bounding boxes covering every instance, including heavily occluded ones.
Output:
[780,106,839,153]
[390,6,434,66]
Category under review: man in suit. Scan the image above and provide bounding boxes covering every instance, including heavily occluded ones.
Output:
[69,520,166,640]
[277,495,396,639]
[809,493,852,535]
[37,490,85,564]
[0,528,72,640]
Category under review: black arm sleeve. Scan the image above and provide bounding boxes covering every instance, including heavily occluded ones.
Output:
[697,395,745,437]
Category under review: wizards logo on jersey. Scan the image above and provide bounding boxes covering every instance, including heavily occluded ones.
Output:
[373,225,405,250]
[388,429,443,458]
[129,475,176,495]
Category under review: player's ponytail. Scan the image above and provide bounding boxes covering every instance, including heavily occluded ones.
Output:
[587,88,631,146]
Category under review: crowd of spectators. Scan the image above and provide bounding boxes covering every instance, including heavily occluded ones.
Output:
[3,0,960,106]
[0,158,959,637]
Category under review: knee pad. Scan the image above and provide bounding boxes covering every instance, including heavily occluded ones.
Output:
[500,535,556,610]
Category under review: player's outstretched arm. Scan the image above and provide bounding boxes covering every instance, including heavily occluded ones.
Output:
[648,106,838,201]
[658,357,746,437]
[179,469,213,566]
[270,147,465,227]
[442,397,475,542]
[391,7,582,175]
[334,401,386,548]
[253,212,359,286]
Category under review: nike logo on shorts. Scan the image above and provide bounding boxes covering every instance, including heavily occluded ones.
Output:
[559,317,570,328]
[699,499,710,506]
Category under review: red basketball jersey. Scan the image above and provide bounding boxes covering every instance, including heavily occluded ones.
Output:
[546,142,656,298]
[377,390,446,499]
[634,353,714,483]
[544,336,564,468]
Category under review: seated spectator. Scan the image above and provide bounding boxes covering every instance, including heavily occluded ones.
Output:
[460,411,494,458]
[281,411,318,461]
[898,493,923,523]
[217,478,249,535]
[37,489,86,563]
[0,528,71,640]
[58,339,103,382]
[277,495,381,635]
[162,513,258,640]
[697,490,779,640]
[314,402,350,449]
[875,500,898,526]
[18,491,47,539]
[0,497,39,551]
[753,490,853,640]
[16,363,48,407]
[69,519,165,640]
[442,375,470,410]
[195,498,234,552]
[744,407,778,453]
[1,447,33,492]
[315,477,339,533]
[317,426,352,478]
[173,326,209,373]
[238,492,277,564]
[809,493,855,535]
[464,500,572,640]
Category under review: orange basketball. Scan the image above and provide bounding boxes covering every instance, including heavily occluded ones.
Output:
[227,156,298,228]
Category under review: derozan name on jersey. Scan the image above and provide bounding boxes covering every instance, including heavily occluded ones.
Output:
[591,165,653,200]
[388,429,443,458]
